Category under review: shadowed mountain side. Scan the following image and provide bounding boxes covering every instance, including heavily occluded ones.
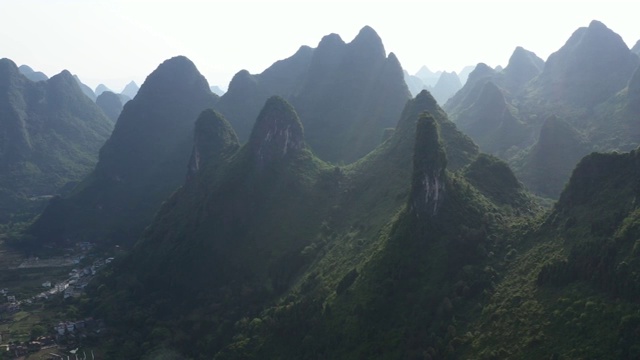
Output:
[526,20,639,107]
[214,45,314,142]
[28,56,219,247]
[215,26,410,164]
[0,58,113,221]
[514,116,591,198]
[470,147,640,359]
[453,81,529,156]
[96,91,123,122]
[83,90,500,358]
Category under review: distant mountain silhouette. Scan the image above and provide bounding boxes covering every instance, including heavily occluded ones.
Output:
[501,46,544,94]
[415,65,441,87]
[18,65,48,82]
[94,84,111,96]
[529,20,639,107]
[210,85,225,96]
[96,91,123,122]
[121,80,139,99]
[73,75,96,102]
[631,39,640,55]
[404,70,426,97]
[29,56,219,246]
[431,71,462,105]
[458,65,475,85]
[0,58,113,221]
[216,26,410,164]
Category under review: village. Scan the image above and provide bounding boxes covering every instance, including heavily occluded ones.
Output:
[0,242,113,359]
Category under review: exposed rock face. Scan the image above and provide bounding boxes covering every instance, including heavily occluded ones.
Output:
[248,96,304,170]
[410,113,447,218]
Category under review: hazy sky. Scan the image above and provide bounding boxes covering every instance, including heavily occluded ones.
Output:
[1,0,638,92]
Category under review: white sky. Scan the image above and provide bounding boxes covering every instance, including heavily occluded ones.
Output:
[0,0,638,92]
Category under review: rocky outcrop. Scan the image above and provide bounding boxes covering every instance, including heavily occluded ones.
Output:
[248,96,304,170]
[410,113,447,218]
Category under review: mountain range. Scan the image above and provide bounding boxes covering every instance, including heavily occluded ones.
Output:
[5,21,640,360]
[445,20,640,198]
[0,58,113,222]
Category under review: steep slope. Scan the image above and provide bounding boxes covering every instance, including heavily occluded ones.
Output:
[95,91,123,122]
[431,71,462,105]
[632,40,640,55]
[415,65,441,87]
[84,92,500,359]
[468,147,640,359]
[404,70,426,97]
[94,84,111,96]
[458,65,475,85]
[216,26,410,164]
[216,113,533,359]
[28,56,218,246]
[121,80,139,99]
[452,81,528,156]
[526,20,639,107]
[501,46,544,94]
[18,65,48,82]
[214,45,313,142]
[0,58,113,221]
[73,75,97,102]
[515,116,591,198]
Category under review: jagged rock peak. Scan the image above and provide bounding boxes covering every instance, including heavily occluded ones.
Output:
[187,109,239,179]
[248,96,304,168]
[410,112,447,219]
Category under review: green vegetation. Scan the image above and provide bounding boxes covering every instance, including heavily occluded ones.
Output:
[215,26,411,164]
[0,58,114,223]
[27,56,219,248]
[445,21,640,200]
